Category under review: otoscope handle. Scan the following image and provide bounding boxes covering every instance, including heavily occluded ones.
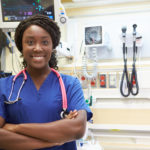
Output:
[122,26,127,38]
[133,24,137,36]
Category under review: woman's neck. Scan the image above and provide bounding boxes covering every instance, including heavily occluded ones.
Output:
[26,66,51,78]
[26,66,51,91]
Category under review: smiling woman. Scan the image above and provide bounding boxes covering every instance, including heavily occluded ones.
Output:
[22,25,53,72]
[0,14,93,150]
[15,14,60,70]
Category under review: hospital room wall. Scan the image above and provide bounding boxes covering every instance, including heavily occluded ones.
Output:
[62,3,150,60]
[59,2,150,92]
[58,1,150,122]
[3,1,150,114]
[59,2,150,149]
[2,1,150,149]
[3,1,150,73]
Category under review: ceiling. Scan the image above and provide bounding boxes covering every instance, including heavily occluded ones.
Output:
[61,0,72,2]
[61,0,149,8]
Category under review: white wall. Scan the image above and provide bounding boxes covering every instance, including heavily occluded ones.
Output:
[66,11,150,60]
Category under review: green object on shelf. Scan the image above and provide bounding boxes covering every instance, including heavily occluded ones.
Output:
[85,96,93,106]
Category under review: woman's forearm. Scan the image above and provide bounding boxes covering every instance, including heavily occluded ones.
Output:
[14,110,87,143]
[0,128,60,150]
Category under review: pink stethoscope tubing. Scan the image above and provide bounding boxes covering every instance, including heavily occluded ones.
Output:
[5,68,68,114]
[51,68,67,111]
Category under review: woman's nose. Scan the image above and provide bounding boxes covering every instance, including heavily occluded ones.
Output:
[34,43,42,51]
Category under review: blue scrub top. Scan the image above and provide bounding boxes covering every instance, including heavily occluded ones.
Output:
[0,70,93,150]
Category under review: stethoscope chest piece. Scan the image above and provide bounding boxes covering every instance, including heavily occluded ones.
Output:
[60,109,69,119]
[4,97,21,104]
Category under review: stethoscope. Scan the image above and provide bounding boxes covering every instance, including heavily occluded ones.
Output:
[4,68,69,119]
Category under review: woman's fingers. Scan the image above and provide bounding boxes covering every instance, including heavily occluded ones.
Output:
[66,110,78,119]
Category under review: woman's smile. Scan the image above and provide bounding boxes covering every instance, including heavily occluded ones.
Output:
[22,25,53,70]
[32,56,44,61]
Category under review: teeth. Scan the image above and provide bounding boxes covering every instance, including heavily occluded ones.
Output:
[33,57,43,60]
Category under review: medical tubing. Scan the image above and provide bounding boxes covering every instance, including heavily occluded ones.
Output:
[51,68,67,110]
[82,48,97,80]
[4,32,19,73]
[8,81,15,101]
[130,24,139,95]
[16,80,25,100]
[8,69,25,101]
[5,68,67,107]
[120,47,130,97]
[22,69,27,80]
[6,69,27,104]
[120,62,130,97]
[4,32,16,47]
[120,27,131,97]
[59,76,67,110]
[5,80,25,104]
[13,69,27,81]
[130,65,139,95]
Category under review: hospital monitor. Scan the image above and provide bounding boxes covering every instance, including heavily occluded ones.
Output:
[0,0,67,31]
[84,25,103,47]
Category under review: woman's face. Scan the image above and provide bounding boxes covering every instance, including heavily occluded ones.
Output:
[22,25,53,70]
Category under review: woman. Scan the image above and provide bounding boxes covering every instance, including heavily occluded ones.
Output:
[0,14,92,150]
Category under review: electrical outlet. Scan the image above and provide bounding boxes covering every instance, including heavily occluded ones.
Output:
[109,73,117,88]
[99,73,107,88]
[90,78,97,88]
[80,74,88,89]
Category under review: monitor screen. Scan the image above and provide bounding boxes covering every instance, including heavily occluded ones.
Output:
[1,0,55,22]
[85,26,103,46]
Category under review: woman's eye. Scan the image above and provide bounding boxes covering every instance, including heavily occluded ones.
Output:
[42,40,49,45]
[27,40,34,45]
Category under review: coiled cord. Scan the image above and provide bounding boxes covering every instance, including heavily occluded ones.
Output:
[82,47,97,80]
[130,24,139,95]
[120,27,131,97]
[120,24,139,97]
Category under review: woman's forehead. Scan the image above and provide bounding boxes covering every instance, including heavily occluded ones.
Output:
[23,25,51,39]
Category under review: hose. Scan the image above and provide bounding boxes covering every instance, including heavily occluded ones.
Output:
[120,27,131,97]
[130,24,139,95]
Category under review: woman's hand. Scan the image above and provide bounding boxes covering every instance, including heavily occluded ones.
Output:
[3,123,18,133]
[65,110,78,119]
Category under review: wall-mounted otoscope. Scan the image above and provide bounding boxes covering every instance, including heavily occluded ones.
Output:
[120,24,139,97]
[130,24,139,95]
[120,26,131,97]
